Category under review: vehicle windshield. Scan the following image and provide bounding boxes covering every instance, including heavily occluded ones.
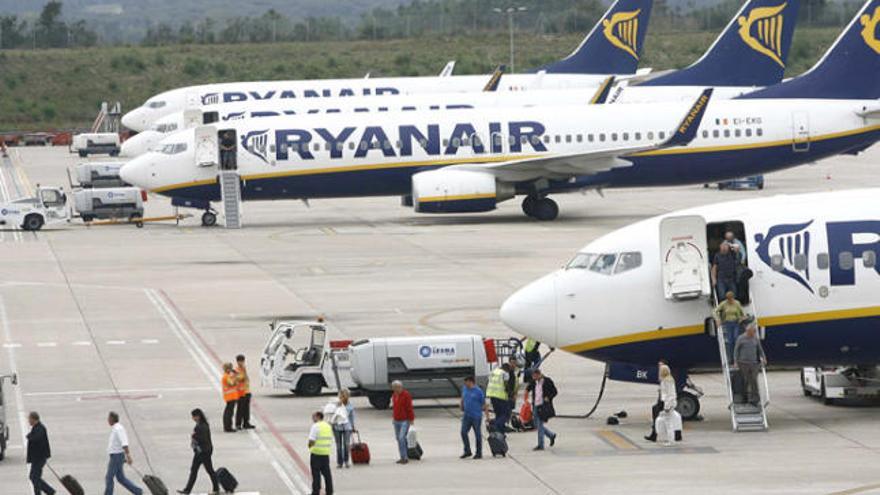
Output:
[160,142,188,155]
[566,251,643,275]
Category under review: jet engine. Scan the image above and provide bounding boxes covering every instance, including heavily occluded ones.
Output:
[411,169,514,214]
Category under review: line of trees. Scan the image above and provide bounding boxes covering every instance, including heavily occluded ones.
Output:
[0,1,97,49]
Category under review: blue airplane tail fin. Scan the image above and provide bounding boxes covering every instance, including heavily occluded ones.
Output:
[642,0,799,87]
[742,0,880,99]
[540,0,653,75]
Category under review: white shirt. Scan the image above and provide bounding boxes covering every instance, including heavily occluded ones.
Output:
[308,423,321,442]
[107,423,130,455]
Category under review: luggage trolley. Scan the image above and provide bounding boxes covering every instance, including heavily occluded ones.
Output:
[0,373,18,461]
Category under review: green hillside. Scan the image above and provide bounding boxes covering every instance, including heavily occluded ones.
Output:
[0,26,841,131]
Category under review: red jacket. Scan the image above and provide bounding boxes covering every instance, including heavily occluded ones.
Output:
[392,390,415,422]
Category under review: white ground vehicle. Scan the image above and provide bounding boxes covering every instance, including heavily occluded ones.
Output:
[260,321,357,397]
[0,186,68,231]
[801,366,880,404]
[74,162,128,188]
[0,373,18,461]
[73,187,145,222]
[350,334,491,409]
[70,132,120,158]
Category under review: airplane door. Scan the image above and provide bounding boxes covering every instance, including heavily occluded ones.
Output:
[660,215,711,300]
[182,109,202,129]
[792,111,810,152]
[194,126,218,168]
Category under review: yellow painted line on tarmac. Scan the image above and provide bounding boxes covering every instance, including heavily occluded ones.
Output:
[12,150,34,196]
[595,430,641,451]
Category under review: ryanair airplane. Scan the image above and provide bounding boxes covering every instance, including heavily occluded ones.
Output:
[500,188,880,426]
[120,0,654,132]
[610,0,800,103]
[119,0,880,227]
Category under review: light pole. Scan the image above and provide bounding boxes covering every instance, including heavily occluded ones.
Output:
[493,6,527,73]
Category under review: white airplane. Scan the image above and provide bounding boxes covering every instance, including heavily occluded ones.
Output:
[120,0,802,158]
[500,188,880,426]
[120,0,655,132]
[119,0,880,227]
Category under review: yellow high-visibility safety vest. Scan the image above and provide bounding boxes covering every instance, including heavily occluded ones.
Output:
[486,368,508,400]
[309,421,333,456]
[524,338,538,353]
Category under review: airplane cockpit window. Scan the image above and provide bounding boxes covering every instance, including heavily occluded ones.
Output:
[155,123,178,133]
[566,253,597,270]
[147,101,167,109]
[590,254,617,275]
[614,252,642,274]
[160,143,188,155]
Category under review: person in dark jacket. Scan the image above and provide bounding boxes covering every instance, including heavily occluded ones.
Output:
[27,412,56,495]
[178,409,219,495]
[526,369,558,450]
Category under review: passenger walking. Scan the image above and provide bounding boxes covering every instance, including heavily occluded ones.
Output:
[221,363,239,433]
[714,291,747,362]
[104,412,143,495]
[177,409,219,495]
[308,411,334,495]
[712,242,739,301]
[459,376,487,459]
[487,363,512,432]
[235,355,255,430]
[644,360,668,443]
[219,131,237,170]
[655,365,679,446]
[331,389,355,469]
[526,369,558,451]
[26,412,56,495]
[724,230,747,264]
[391,380,414,464]
[734,325,767,406]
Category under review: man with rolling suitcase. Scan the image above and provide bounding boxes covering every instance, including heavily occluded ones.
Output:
[104,412,143,495]
[27,411,56,495]
[459,376,486,460]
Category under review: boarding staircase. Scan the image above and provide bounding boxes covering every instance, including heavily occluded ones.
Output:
[219,171,242,229]
[714,291,770,432]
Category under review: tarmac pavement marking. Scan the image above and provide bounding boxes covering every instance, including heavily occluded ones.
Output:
[146,288,308,495]
[827,483,880,495]
[595,430,642,451]
[24,386,213,398]
[106,340,126,345]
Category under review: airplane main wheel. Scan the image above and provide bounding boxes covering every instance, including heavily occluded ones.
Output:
[295,375,323,397]
[676,391,701,420]
[521,196,537,217]
[532,198,559,221]
[201,211,217,227]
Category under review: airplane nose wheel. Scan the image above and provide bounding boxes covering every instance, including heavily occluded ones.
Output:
[676,391,702,421]
[201,210,217,227]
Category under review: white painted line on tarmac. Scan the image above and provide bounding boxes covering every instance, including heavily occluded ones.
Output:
[145,288,306,494]
[106,340,126,345]
[2,342,22,348]
[71,340,93,346]
[0,296,37,492]
[25,386,212,397]
[36,342,57,347]
[141,338,159,344]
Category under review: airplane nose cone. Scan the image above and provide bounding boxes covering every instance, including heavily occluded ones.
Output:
[500,274,558,347]
[119,157,151,190]
[120,131,160,158]
[121,109,148,133]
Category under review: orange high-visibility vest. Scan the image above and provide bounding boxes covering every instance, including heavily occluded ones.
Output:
[222,373,238,402]
[236,366,250,396]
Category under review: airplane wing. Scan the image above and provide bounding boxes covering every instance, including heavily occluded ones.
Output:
[439,61,456,77]
[450,89,714,183]
[856,104,880,119]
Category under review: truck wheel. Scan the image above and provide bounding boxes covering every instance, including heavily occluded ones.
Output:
[110,150,120,157]
[367,392,392,410]
[676,391,701,420]
[201,211,217,227]
[0,427,6,461]
[821,376,835,405]
[295,375,323,397]
[78,150,87,158]
[22,214,44,231]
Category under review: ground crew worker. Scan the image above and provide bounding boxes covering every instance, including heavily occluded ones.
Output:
[487,363,512,432]
[235,354,254,430]
[308,411,333,495]
[523,338,541,372]
[221,363,239,433]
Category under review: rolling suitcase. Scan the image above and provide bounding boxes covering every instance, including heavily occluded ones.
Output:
[216,467,239,493]
[407,443,423,460]
[48,464,84,495]
[406,427,422,460]
[488,431,508,457]
[350,431,370,465]
[133,466,169,495]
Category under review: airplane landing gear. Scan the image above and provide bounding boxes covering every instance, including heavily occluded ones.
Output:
[676,378,704,421]
[521,195,559,221]
[201,210,217,227]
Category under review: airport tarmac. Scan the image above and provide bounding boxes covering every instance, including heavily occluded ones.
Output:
[0,145,879,495]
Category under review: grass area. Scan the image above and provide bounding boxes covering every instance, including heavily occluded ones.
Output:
[0,26,842,131]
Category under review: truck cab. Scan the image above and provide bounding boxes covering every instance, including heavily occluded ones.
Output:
[0,187,68,231]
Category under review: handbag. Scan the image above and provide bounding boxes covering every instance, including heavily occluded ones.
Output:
[536,402,555,422]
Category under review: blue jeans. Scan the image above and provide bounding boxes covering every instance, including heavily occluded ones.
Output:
[29,458,55,495]
[392,420,409,461]
[460,415,482,456]
[104,453,142,495]
[722,321,741,362]
[716,279,737,302]
[534,410,555,449]
[333,427,351,466]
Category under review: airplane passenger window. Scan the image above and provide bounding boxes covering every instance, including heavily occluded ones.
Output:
[521,136,528,144]
[770,254,784,271]
[420,139,428,148]
[348,142,356,150]
[659,132,666,139]
[577,135,583,143]
[555,135,562,144]
[443,139,450,147]
[590,254,617,275]
[451,138,461,147]
[599,134,606,142]
[735,129,742,138]
[477,136,486,147]
[614,252,642,274]
[794,253,808,271]
[509,136,517,145]
[530,136,539,145]
[635,132,641,140]
[336,143,344,152]
[713,130,720,138]
[566,253,597,270]
[313,143,321,152]
[757,129,764,136]
[611,133,618,141]
[494,135,503,147]
[724,130,731,138]
[839,251,854,271]
[461,137,470,146]
[746,129,753,137]
[622,133,629,141]
[395,140,402,149]
[817,253,830,270]
[384,140,393,149]
[864,250,877,268]
[359,141,368,151]
[588,134,595,142]
[647,132,654,140]
[702,131,708,138]
[543,135,551,144]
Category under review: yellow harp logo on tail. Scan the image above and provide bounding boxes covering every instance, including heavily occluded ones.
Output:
[860,6,880,55]
[737,3,788,68]
[602,9,642,60]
